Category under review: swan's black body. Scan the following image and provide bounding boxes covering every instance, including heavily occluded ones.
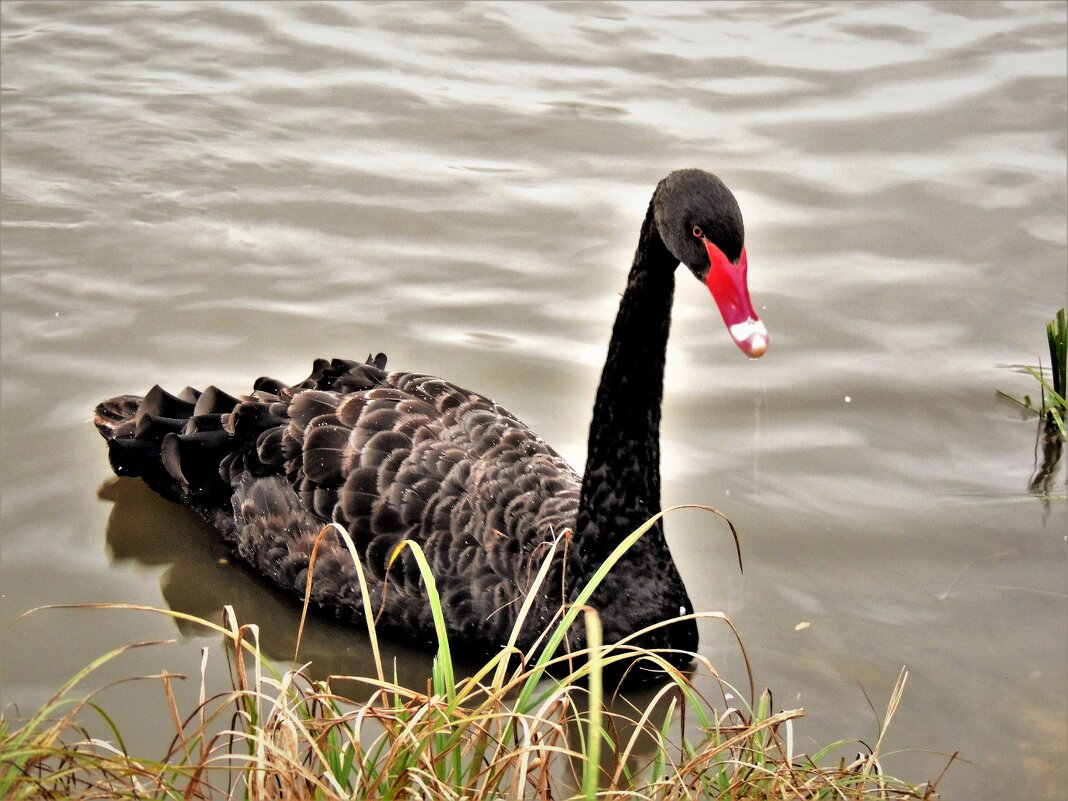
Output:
[94,169,750,668]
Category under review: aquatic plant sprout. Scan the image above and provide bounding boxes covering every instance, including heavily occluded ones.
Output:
[999,308,1067,440]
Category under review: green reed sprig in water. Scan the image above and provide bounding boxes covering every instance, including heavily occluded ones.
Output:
[1047,307,1067,405]
[999,308,1067,440]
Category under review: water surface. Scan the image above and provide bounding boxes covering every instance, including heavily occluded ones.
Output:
[2,2,1066,798]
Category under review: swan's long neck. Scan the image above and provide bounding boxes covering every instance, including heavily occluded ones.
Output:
[576,199,677,568]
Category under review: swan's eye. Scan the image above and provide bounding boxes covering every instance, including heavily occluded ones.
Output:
[691,225,703,239]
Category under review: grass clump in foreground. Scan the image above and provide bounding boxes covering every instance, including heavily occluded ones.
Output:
[999,307,1068,440]
[1,510,948,800]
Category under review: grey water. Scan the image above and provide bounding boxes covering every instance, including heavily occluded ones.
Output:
[1,2,1065,798]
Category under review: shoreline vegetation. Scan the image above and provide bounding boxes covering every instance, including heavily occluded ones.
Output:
[2,512,950,800]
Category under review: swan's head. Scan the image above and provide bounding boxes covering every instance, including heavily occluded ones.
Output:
[653,169,767,358]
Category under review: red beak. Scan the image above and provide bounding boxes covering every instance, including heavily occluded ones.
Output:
[702,240,768,358]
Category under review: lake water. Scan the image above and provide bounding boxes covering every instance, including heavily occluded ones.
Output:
[1,2,1065,798]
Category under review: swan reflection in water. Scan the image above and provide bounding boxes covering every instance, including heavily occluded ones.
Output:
[1029,418,1064,510]
[100,476,436,688]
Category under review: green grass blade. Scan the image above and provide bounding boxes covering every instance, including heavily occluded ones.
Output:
[514,504,735,716]
[491,531,565,690]
[389,540,455,702]
[322,523,386,685]
[581,608,604,801]
[1047,308,1066,398]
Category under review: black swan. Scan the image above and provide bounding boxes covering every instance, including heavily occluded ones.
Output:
[94,169,766,668]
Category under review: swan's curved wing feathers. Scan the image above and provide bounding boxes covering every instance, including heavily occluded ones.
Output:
[94,356,582,650]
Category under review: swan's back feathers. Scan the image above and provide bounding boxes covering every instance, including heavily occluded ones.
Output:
[94,356,582,653]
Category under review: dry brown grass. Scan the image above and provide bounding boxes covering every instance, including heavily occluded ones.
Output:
[2,511,950,800]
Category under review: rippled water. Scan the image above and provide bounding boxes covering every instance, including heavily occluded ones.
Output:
[2,2,1066,797]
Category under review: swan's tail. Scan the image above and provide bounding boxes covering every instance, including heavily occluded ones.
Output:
[93,353,389,511]
[94,384,234,506]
